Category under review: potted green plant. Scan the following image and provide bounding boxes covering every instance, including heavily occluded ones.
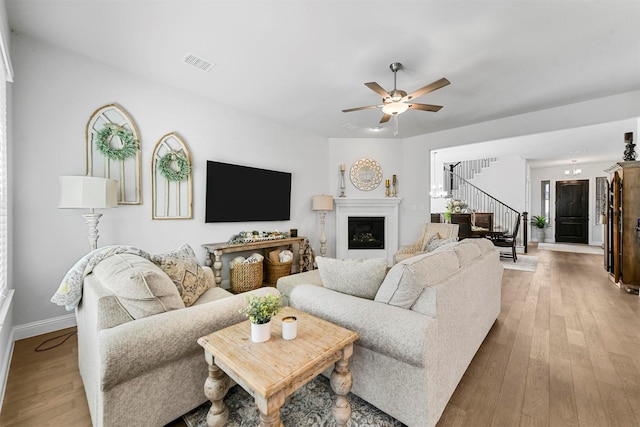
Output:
[239,293,282,342]
[531,215,547,242]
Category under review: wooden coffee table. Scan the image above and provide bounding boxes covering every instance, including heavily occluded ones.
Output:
[197,307,359,427]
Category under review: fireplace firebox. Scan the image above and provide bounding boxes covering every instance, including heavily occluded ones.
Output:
[348,216,385,250]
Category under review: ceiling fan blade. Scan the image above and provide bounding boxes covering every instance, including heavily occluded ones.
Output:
[404,77,450,101]
[408,103,443,112]
[379,114,392,124]
[365,82,391,99]
[342,104,382,113]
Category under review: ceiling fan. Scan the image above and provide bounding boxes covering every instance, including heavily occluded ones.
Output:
[342,62,450,125]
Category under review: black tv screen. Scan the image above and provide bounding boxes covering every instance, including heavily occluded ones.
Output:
[205,161,292,223]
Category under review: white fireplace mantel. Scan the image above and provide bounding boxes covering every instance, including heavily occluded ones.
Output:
[334,198,402,265]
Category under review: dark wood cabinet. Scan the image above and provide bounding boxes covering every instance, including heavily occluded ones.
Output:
[605,161,640,291]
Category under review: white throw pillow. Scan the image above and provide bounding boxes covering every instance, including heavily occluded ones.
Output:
[375,250,460,308]
[92,253,185,319]
[315,256,388,300]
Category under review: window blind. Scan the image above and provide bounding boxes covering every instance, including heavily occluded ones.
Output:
[0,25,10,300]
[0,65,6,299]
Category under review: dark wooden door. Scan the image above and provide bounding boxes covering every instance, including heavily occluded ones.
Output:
[555,180,589,243]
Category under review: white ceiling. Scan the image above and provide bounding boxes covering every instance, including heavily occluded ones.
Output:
[6,0,640,166]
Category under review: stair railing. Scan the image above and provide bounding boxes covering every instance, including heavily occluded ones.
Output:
[444,167,528,251]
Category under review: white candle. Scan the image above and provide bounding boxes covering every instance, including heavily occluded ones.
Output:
[282,316,297,340]
[340,163,345,172]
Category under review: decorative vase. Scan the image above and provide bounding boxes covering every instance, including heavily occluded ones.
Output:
[251,321,271,343]
[537,228,545,243]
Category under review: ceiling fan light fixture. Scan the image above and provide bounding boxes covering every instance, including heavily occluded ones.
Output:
[382,101,409,115]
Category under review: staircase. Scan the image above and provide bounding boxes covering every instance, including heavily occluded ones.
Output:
[444,158,497,183]
[441,159,527,250]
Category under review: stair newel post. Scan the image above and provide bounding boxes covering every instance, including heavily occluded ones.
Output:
[522,212,528,253]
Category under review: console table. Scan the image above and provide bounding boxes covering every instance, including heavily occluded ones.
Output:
[202,237,308,287]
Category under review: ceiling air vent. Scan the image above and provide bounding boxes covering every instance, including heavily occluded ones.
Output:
[183,53,215,72]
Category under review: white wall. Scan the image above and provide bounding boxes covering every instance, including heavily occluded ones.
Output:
[398,92,640,247]
[467,154,527,213]
[327,138,422,251]
[10,34,329,330]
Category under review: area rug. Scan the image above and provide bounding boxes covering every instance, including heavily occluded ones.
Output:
[183,375,404,427]
[538,242,603,255]
[501,254,538,272]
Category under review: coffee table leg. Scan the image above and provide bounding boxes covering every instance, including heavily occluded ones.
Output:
[203,353,231,427]
[330,343,354,427]
[255,390,285,427]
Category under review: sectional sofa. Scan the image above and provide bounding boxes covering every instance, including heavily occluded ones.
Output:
[277,238,503,426]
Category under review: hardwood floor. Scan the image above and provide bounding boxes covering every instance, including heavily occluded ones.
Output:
[1,246,639,426]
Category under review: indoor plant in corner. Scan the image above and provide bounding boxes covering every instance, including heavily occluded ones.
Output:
[240,293,282,343]
[531,215,547,243]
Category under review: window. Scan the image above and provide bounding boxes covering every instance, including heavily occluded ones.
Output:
[541,180,550,221]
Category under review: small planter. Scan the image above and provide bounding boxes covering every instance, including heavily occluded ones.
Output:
[251,321,272,343]
[537,228,545,243]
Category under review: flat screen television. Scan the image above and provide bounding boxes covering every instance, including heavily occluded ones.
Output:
[205,161,292,223]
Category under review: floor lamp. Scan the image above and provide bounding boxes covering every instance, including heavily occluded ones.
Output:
[58,176,118,251]
[312,194,334,257]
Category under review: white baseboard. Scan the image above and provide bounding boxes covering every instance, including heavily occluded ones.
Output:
[13,313,76,341]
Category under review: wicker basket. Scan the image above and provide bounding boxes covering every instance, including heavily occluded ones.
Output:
[230,261,263,293]
[264,258,293,285]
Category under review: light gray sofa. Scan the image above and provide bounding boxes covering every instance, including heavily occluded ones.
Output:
[277,238,503,427]
[76,252,280,427]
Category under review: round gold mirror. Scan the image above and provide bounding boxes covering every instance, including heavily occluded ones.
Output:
[350,158,383,191]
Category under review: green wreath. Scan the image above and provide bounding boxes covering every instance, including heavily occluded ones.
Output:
[95,125,139,161]
[158,151,191,182]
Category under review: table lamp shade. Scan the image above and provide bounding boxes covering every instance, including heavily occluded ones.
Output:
[312,194,333,211]
[58,176,118,209]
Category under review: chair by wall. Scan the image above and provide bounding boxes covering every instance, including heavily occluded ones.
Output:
[393,223,459,263]
[492,214,521,261]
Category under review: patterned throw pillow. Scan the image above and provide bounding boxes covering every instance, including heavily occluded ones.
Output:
[152,244,211,306]
[315,256,388,300]
[425,237,458,252]
[420,233,441,252]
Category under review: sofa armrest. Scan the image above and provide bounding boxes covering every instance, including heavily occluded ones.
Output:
[98,287,280,390]
[289,285,436,367]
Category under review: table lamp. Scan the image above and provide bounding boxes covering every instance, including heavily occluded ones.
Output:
[312,194,333,257]
[58,176,118,251]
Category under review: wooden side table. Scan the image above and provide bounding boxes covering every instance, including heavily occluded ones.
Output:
[197,307,359,427]
[202,237,308,288]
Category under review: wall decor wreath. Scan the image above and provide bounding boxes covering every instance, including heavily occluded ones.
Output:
[158,151,192,182]
[95,124,139,161]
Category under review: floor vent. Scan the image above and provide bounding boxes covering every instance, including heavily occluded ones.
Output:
[183,53,215,72]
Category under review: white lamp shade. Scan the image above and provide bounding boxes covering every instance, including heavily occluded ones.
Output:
[312,194,334,211]
[58,176,118,209]
[381,101,409,115]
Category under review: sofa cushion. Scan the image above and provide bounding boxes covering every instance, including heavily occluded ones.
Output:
[152,244,211,306]
[374,250,460,308]
[315,256,387,300]
[453,240,482,264]
[92,253,185,319]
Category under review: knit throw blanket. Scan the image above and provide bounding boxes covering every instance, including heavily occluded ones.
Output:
[51,245,152,311]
